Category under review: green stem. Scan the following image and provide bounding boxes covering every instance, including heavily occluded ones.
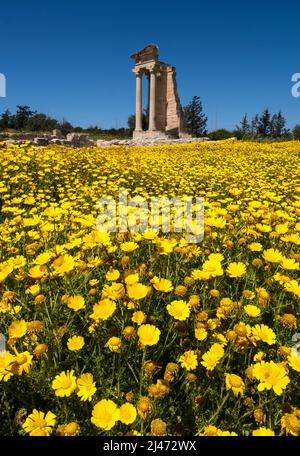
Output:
[139,349,146,396]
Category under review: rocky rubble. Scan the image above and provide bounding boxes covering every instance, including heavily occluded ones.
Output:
[96,136,212,147]
[1,130,235,148]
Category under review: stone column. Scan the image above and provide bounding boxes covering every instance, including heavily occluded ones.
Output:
[135,72,142,131]
[148,70,156,131]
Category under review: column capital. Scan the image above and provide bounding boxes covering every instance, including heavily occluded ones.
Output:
[132,68,143,76]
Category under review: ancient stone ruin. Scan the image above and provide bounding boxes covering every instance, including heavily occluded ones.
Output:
[131,44,188,140]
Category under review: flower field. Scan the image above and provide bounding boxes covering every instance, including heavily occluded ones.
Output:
[0,139,300,436]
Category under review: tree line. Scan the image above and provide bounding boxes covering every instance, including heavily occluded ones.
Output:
[0,106,131,138]
[237,110,293,139]
[1,103,300,140]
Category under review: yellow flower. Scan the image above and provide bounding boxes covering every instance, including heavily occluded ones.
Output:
[287,355,300,372]
[34,343,48,358]
[28,265,47,279]
[151,418,167,436]
[67,335,85,351]
[252,361,290,395]
[153,278,173,293]
[262,248,283,263]
[123,326,135,339]
[281,410,300,436]
[119,403,137,425]
[137,324,160,346]
[148,379,170,397]
[279,313,297,329]
[284,280,300,298]
[217,430,238,436]
[25,284,41,297]
[253,351,265,362]
[175,285,187,296]
[192,269,211,281]
[102,283,125,300]
[10,350,33,375]
[105,268,120,281]
[244,305,261,318]
[195,327,208,341]
[179,350,198,371]
[106,336,122,352]
[76,373,96,401]
[225,373,245,396]
[90,299,116,322]
[167,300,190,321]
[202,259,223,278]
[22,409,56,436]
[56,422,80,436]
[66,295,85,311]
[251,324,276,345]
[252,427,275,436]
[52,254,75,275]
[127,283,149,300]
[125,273,139,285]
[52,370,77,397]
[120,242,139,253]
[0,262,14,282]
[132,310,146,325]
[91,399,119,430]
[201,343,224,371]
[256,287,270,305]
[248,242,263,252]
[242,289,255,300]
[34,252,54,265]
[226,262,246,278]
[280,258,299,270]
[200,425,219,436]
[0,351,15,382]
[8,320,27,339]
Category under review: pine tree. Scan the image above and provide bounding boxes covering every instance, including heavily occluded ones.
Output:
[250,114,259,137]
[0,109,12,130]
[238,114,250,136]
[271,111,286,138]
[14,105,36,130]
[182,96,207,137]
[293,124,300,139]
[257,109,271,137]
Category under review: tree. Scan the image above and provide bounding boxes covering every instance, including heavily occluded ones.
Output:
[13,105,36,130]
[208,129,233,140]
[257,109,271,137]
[251,114,259,137]
[26,113,58,132]
[182,96,207,137]
[0,109,12,130]
[270,111,286,138]
[59,120,73,136]
[292,124,300,139]
[127,110,148,132]
[237,114,250,137]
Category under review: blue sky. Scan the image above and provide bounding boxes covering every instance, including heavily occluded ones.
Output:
[0,0,299,130]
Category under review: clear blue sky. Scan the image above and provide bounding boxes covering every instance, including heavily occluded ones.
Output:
[1,0,299,130]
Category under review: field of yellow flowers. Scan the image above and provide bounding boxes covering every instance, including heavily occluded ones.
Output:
[0,140,299,437]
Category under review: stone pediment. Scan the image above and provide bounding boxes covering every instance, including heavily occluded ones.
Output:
[130,44,158,64]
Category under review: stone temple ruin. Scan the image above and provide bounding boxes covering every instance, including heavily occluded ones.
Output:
[131,44,189,140]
